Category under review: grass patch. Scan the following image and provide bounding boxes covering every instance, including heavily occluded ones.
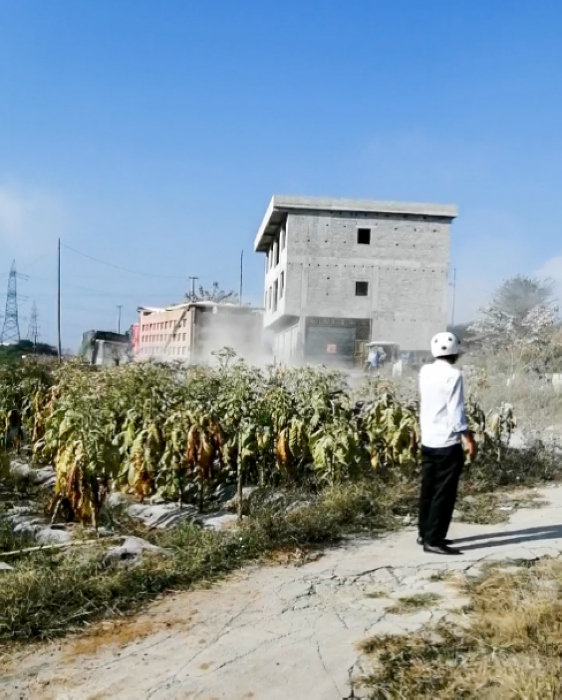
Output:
[0,481,406,645]
[506,491,548,510]
[358,558,562,699]
[455,492,508,525]
[455,489,549,526]
[387,593,441,615]
[428,570,452,583]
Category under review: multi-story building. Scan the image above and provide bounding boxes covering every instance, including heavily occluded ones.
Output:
[254,195,457,365]
[135,301,264,363]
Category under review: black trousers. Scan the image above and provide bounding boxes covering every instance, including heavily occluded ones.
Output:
[418,443,464,546]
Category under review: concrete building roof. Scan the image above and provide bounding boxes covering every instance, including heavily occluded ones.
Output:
[254,195,458,252]
[138,301,263,314]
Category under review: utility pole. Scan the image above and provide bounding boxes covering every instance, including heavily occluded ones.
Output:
[117,305,122,334]
[188,276,198,299]
[239,250,243,306]
[450,267,457,328]
[57,238,62,362]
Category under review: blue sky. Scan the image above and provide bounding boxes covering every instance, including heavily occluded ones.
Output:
[1,0,561,348]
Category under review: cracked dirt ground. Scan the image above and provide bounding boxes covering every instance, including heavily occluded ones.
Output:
[3,485,562,700]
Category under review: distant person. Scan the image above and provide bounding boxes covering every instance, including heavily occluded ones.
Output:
[417,332,477,555]
[378,346,387,365]
[365,346,380,372]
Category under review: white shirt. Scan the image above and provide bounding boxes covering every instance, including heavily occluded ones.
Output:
[419,359,469,448]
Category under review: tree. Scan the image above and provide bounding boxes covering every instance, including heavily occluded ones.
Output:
[494,275,555,322]
[0,340,58,365]
[468,275,559,373]
[185,282,239,304]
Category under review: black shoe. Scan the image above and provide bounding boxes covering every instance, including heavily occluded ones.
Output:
[423,543,462,556]
[417,537,453,546]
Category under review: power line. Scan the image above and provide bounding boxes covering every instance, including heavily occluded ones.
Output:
[61,243,186,280]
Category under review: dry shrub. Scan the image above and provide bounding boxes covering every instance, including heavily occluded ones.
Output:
[466,353,562,434]
[359,559,562,699]
[386,593,441,615]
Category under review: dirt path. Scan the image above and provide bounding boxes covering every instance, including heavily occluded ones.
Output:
[3,485,562,700]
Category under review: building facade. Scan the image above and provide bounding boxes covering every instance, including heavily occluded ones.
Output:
[79,330,131,366]
[136,301,265,363]
[254,195,457,366]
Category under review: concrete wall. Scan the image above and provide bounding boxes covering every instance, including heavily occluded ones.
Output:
[272,323,300,363]
[95,340,130,366]
[263,209,450,352]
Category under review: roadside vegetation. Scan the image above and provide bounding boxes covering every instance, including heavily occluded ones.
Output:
[359,558,562,699]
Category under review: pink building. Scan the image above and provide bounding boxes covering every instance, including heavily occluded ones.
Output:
[136,301,265,363]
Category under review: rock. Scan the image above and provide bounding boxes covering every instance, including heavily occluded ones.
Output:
[127,502,198,529]
[103,536,170,565]
[30,466,56,488]
[6,504,36,516]
[105,491,129,509]
[0,562,14,572]
[9,512,49,536]
[13,521,46,537]
[8,461,31,480]
[36,527,73,545]
[212,484,237,503]
[224,487,259,513]
[202,513,239,531]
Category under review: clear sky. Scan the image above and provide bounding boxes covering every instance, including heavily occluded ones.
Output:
[1,0,561,348]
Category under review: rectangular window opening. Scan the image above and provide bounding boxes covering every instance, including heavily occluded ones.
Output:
[357,228,371,245]
[355,281,369,296]
[273,281,279,312]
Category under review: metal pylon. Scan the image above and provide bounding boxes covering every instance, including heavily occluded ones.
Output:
[1,261,21,344]
[27,301,39,346]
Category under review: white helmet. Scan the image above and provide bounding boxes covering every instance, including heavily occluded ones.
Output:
[431,332,461,358]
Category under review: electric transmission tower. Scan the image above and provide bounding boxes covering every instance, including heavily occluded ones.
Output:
[27,301,40,347]
[1,261,27,344]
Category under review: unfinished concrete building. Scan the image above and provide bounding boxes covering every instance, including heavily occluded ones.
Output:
[254,195,457,366]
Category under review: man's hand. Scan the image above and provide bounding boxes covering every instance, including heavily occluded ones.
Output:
[462,433,478,461]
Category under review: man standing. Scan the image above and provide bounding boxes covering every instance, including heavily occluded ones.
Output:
[365,345,380,372]
[418,332,477,555]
